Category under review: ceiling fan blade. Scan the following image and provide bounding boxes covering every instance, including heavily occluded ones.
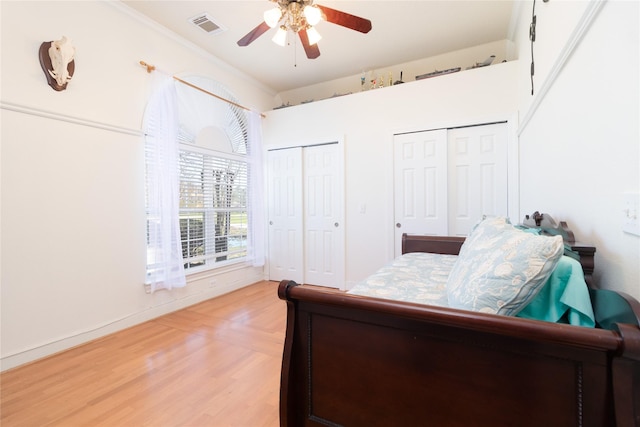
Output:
[299,29,320,59]
[317,5,372,33]
[237,22,271,46]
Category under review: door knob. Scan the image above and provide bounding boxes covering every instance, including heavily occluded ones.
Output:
[334,222,339,227]
[396,223,401,228]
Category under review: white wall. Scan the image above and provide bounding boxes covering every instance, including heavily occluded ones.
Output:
[514,0,639,299]
[262,61,519,285]
[0,1,274,371]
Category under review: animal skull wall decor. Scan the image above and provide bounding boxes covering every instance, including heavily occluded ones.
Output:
[38,36,75,91]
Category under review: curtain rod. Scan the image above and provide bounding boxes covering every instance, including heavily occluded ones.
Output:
[139,61,265,118]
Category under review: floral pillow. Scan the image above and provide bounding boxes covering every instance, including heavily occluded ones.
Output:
[446,216,564,316]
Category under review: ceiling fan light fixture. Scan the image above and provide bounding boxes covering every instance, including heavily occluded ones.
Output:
[303,5,322,26]
[238,1,372,59]
[272,26,287,46]
[306,26,322,45]
[264,7,282,28]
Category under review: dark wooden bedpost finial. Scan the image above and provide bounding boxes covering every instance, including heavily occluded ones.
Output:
[532,211,543,226]
[278,280,300,301]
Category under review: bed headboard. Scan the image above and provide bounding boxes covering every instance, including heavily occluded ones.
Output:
[522,212,595,287]
[523,211,575,241]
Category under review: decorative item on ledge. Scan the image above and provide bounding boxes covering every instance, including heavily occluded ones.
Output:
[415,67,461,80]
[465,55,496,70]
[273,102,292,110]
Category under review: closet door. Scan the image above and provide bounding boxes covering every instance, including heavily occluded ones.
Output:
[267,148,303,283]
[393,129,448,256]
[304,144,344,288]
[393,122,509,253]
[448,123,508,236]
[267,144,345,288]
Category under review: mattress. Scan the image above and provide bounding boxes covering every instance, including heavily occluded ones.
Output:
[348,252,595,327]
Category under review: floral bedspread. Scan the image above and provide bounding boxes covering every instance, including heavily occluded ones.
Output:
[348,252,457,306]
[347,252,595,327]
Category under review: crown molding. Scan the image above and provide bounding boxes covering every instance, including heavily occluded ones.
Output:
[104,0,277,97]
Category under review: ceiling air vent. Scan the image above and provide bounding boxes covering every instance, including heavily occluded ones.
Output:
[189,13,226,35]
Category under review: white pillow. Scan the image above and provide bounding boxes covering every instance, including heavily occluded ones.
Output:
[446,216,564,316]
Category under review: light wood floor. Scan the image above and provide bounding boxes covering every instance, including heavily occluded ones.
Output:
[1,280,285,426]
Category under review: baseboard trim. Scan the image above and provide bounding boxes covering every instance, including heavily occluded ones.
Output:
[0,276,265,372]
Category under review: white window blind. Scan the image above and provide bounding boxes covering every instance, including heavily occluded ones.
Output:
[178,147,248,270]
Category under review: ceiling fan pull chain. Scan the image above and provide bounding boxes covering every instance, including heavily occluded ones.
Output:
[294,32,297,67]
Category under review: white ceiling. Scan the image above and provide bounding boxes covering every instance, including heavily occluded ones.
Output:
[122,1,516,94]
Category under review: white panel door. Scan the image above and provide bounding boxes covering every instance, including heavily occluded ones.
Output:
[393,129,448,256]
[448,123,508,236]
[267,148,303,283]
[303,144,344,288]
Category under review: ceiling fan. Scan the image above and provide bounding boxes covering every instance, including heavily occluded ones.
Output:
[237,0,372,59]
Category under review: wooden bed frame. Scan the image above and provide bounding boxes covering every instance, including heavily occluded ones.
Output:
[278,233,640,427]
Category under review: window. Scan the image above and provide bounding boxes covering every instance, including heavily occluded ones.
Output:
[178,147,248,270]
[145,75,256,280]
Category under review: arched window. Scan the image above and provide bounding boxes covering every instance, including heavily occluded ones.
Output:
[175,76,250,271]
[145,75,252,279]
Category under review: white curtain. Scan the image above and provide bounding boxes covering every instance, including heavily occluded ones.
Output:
[143,74,186,292]
[247,110,265,267]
